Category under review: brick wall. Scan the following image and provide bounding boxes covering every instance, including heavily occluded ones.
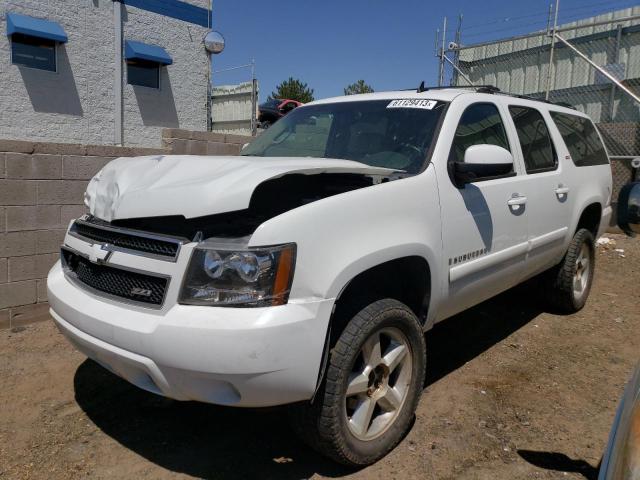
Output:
[162,128,253,155]
[0,139,166,329]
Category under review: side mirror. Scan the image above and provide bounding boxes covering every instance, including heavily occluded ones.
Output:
[617,182,640,236]
[454,144,514,185]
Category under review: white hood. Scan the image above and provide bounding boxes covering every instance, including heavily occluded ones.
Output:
[84,155,397,222]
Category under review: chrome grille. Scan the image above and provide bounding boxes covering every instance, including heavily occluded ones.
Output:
[70,217,184,260]
[61,248,168,307]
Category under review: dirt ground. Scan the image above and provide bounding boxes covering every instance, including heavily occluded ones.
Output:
[0,234,638,480]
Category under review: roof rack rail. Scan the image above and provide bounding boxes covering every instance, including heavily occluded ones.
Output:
[506,93,576,109]
[476,85,501,94]
[415,84,500,93]
[400,83,576,109]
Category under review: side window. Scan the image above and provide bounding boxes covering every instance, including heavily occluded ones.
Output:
[509,106,557,173]
[451,103,510,164]
[550,112,609,166]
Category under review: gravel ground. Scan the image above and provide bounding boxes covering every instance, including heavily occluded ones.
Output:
[0,234,638,480]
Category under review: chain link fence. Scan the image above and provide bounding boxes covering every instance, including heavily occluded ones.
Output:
[445,6,640,200]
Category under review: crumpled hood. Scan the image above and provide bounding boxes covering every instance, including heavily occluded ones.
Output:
[85,155,397,221]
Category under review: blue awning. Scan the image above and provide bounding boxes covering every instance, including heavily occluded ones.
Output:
[6,12,68,43]
[124,40,173,65]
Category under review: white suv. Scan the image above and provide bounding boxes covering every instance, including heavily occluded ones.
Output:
[47,86,613,465]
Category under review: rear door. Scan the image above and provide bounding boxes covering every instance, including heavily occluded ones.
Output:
[434,97,530,320]
[504,104,575,275]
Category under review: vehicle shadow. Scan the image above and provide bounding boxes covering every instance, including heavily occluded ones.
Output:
[425,282,546,386]
[517,449,600,480]
[74,360,353,479]
[74,283,549,479]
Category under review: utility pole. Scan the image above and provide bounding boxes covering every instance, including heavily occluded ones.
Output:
[545,0,560,100]
[434,27,440,86]
[438,17,447,87]
[452,14,463,86]
[250,59,257,136]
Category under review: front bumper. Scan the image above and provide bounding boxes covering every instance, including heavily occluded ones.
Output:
[48,261,334,407]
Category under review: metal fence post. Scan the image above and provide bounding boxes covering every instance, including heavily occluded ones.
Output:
[607,24,623,122]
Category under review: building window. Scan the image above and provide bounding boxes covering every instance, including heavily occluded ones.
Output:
[11,33,56,72]
[127,60,160,89]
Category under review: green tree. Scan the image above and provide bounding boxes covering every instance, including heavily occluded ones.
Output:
[270,77,315,103]
[343,80,374,95]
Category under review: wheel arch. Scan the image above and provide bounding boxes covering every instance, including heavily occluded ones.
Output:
[312,254,432,399]
[575,201,602,238]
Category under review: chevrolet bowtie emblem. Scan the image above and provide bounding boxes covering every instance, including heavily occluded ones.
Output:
[89,243,112,264]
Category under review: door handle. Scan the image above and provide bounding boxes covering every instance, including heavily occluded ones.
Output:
[507,195,527,206]
[555,186,570,195]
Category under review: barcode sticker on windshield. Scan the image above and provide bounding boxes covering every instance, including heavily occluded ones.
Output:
[387,99,437,110]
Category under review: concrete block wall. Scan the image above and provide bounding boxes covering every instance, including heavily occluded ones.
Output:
[162,128,253,155]
[0,139,165,329]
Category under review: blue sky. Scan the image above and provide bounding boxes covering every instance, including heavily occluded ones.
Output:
[210,0,639,101]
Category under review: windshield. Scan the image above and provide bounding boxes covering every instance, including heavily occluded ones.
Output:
[261,99,281,108]
[242,99,447,174]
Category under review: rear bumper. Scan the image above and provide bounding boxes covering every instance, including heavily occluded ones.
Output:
[48,261,334,407]
[599,205,613,238]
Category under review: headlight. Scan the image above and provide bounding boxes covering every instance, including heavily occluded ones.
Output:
[179,241,296,307]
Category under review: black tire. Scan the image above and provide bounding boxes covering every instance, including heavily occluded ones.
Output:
[289,299,426,466]
[545,228,595,313]
[261,120,272,129]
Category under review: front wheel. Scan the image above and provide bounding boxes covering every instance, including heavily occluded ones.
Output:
[289,299,426,466]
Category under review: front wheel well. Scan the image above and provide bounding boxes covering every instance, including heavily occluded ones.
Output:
[330,257,431,342]
[576,203,602,238]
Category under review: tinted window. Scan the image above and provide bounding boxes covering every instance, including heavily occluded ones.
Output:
[451,103,510,164]
[262,99,281,108]
[127,61,159,88]
[11,34,56,72]
[509,106,556,172]
[242,100,446,174]
[550,112,609,166]
[281,102,297,113]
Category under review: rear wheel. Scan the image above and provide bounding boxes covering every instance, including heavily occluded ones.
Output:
[289,299,426,466]
[545,228,595,313]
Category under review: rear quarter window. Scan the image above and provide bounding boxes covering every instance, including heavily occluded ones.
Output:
[549,112,609,167]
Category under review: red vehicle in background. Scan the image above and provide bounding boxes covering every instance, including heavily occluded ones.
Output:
[258,98,303,129]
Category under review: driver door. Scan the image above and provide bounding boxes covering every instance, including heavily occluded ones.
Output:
[435,99,530,320]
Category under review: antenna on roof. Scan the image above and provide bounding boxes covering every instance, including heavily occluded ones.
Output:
[417,81,427,93]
